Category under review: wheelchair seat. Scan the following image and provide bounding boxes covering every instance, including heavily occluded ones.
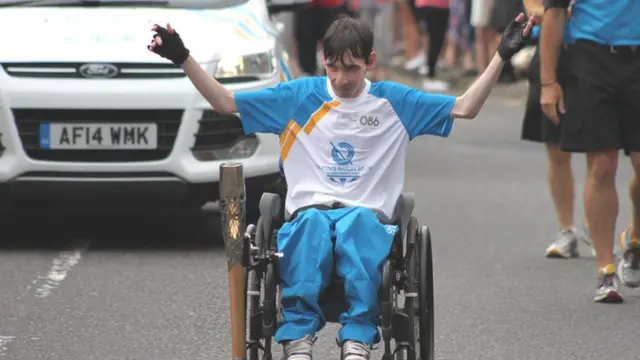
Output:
[260,192,415,227]
[258,192,416,323]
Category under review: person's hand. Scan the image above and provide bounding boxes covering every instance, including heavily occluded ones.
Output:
[497,13,538,62]
[540,82,565,124]
[147,23,190,66]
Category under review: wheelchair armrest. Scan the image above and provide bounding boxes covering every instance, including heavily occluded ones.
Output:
[259,192,283,222]
[393,192,415,229]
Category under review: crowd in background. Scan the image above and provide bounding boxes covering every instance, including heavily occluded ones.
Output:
[277,0,525,92]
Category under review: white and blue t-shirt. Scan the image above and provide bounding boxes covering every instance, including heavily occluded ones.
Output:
[234,77,456,219]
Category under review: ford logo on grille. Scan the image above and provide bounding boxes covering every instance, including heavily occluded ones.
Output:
[78,63,119,79]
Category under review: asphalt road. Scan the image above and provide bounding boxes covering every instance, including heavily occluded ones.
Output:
[1,84,639,360]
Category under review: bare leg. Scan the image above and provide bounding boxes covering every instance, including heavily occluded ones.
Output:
[400,1,420,59]
[628,155,640,239]
[617,153,640,288]
[546,143,574,230]
[474,27,490,72]
[584,151,619,269]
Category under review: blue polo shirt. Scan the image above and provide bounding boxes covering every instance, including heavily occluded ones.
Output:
[531,24,573,44]
[569,0,640,46]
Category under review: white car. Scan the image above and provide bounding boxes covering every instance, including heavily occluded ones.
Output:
[0,0,300,221]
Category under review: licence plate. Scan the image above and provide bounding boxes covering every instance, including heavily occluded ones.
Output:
[39,123,158,149]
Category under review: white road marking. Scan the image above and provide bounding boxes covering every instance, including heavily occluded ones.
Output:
[2,241,90,355]
[33,240,90,299]
[0,336,15,357]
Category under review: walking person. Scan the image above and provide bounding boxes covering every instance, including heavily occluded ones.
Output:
[399,0,427,71]
[415,0,452,91]
[443,0,476,76]
[540,0,640,302]
[488,0,521,83]
[470,0,495,72]
[294,0,346,76]
[353,0,396,81]
[519,0,593,259]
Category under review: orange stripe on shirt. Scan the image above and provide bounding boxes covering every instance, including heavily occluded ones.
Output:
[280,120,296,145]
[303,100,340,135]
[280,121,302,163]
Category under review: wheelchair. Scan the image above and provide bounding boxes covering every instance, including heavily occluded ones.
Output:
[242,191,435,360]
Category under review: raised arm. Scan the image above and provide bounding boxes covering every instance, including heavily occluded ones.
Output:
[181,55,236,114]
[148,24,237,114]
[147,23,300,134]
[451,13,537,119]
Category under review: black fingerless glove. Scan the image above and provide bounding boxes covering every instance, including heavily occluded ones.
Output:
[149,25,190,65]
[497,18,531,62]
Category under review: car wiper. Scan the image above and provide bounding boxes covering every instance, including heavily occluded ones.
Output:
[0,0,171,7]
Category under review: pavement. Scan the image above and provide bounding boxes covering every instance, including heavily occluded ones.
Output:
[1,85,640,360]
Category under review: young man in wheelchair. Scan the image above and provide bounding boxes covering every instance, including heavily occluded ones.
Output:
[148,14,536,360]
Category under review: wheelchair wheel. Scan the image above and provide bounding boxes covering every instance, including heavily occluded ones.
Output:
[403,217,420,360]
[246,217,274,360]
[418,225,435,360]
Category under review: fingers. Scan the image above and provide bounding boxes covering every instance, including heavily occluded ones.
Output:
[530,13,541,24]
[148,23,172,52]
[151,23,171,37]
[147,22,178,54]
[522,21,532,36]
[558,96,566,115]
[519,13,540,38]
[147,35,162,52]
[556,87,566,115]
[514,12,526,23]
[542,104,560,124]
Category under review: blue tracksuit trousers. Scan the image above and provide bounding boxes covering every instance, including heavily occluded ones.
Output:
[273,206,398,345]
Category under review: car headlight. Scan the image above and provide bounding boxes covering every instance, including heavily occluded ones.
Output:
[215,51,277,79]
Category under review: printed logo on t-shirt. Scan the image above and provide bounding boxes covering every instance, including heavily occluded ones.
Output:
[316,141,371,185]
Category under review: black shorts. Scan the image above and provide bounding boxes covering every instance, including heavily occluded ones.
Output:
[561,39,640,153]
[521,46,572,144]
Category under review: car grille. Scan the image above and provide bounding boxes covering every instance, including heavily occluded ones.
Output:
[192,110,246,151]
[1,63,260,83]
[12,108,183,162]
[2,62,186,79]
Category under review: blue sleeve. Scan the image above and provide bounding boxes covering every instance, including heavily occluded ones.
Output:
[373,82,456,140]
[234,80,304,135]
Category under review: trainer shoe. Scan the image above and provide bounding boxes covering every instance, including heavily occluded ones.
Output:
[544,228,579,258]
[282,335,316,360]
[340,340,371,360]
[617,227,640,288]
[594,263,623,303]
[578,224,596,256]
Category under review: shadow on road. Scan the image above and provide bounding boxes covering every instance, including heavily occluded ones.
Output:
[0,208,226,251]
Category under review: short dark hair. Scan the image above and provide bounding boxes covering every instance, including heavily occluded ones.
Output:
[322,16,374,66]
